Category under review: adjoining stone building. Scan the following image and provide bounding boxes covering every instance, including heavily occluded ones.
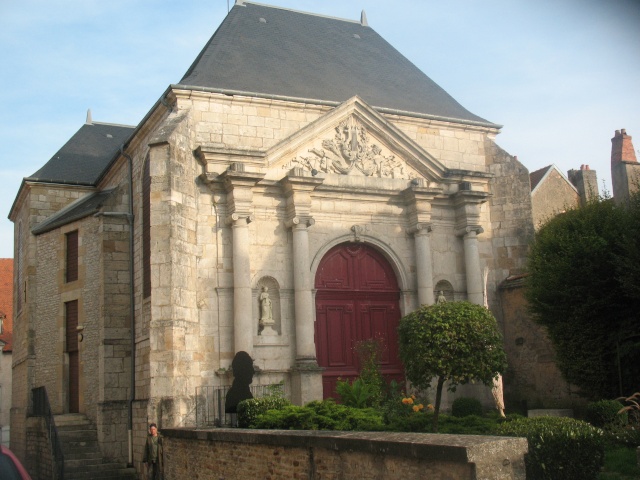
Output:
[8,2,538,475]
[529,164,598,230]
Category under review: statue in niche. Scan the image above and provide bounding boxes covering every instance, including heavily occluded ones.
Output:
[436,290,447,304]
[258,285,277,336]
[259,286,273,324]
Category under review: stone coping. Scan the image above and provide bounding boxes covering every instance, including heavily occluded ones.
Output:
[162,428,526,465]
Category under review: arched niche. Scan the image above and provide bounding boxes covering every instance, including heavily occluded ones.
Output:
[434,280,455,303]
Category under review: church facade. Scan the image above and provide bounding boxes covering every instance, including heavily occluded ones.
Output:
[9,1,536,470]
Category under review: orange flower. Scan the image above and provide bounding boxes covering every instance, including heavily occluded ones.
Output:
[412,405,420,412]
[427,404,435,410]
[402,397,414,405]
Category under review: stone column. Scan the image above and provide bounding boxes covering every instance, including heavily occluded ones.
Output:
[282,170,324,405]
[403,182,441,309]
[461,226,484,305]
[228,213,254,354]
[453,188,489,306]
[288,216,316,363]
[219,165,265,358]
[408,223,434,306]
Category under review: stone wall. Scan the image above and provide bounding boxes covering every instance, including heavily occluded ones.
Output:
[161,428,527,480]
[499,276,582,410]
[25,417,53,480]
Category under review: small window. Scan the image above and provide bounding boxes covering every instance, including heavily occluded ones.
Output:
[66,231,79,283]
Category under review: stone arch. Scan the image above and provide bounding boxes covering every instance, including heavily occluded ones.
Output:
[310,234,410,294]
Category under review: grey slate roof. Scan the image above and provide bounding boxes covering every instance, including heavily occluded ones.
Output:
[179,2,495,126]
[32,189,116,235]
[27,122,134,186]
[529,165,552,192]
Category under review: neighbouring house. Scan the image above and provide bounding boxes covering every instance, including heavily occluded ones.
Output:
[0,259,12,448]
[9,2,543,476]
[529,163,598,230]
[500,129,640,411]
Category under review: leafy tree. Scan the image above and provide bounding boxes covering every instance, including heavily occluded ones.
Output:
[526,197,640,399]
[397,301,507,431]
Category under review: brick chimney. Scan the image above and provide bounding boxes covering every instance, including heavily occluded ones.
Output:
[611,129,637,165]
[611,129,640,203]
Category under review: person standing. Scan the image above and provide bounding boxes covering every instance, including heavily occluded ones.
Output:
[142,423,163,480]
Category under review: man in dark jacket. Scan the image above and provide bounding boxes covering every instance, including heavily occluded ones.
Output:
[142,423,163,479]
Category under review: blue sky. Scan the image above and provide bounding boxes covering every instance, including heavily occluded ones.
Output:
[1,0,639,259]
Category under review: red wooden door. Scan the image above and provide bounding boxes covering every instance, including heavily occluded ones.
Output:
[315,243,403,399]
[65,300,79,413]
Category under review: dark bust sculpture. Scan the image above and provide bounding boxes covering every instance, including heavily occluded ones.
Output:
[225,351,254,414]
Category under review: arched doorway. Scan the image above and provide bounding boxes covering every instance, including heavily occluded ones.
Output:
[314,243,403,399]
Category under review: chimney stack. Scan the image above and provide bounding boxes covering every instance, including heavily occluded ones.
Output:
[611,129,637,165]
[568,165,598,205]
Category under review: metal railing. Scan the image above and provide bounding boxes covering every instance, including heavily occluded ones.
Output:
[31,387,64,480]
[195,383,287,427]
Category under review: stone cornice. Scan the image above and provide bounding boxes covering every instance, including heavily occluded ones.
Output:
[195,145,266,178]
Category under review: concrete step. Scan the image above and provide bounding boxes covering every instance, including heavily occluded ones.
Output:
[53,414,137,480]
[65,464,136,480]
[54,413,92,427]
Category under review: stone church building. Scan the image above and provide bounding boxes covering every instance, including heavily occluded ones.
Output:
[9,1,541,473]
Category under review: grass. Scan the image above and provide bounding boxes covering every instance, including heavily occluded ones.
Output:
[598,446,640,480]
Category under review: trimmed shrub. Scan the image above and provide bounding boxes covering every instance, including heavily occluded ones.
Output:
[236,395,291,428]
[496,416,605,480]
[451,397,483,418]
[438,414,497,435]
[585,399,627,428]
[252,400,384,431]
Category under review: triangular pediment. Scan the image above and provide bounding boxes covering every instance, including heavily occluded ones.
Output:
[263,96,447,183]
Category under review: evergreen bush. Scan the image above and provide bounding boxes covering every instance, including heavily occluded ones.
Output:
[496,416,605,480]
[236,395,291,428]
[251,399,384,431]
[585,399,627,428]
[451,397,483,418]
[236,384,291,428]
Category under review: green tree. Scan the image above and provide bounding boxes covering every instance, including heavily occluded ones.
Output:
[526,197,640,399]
[397,301,507,431]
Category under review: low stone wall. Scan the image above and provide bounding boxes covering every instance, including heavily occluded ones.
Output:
[25,417,53,480]
[162,428,527,480]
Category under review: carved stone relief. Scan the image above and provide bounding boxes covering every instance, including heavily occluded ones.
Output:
[283,116,417,179]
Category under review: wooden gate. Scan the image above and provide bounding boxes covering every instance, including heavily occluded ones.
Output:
[315,243,403,399]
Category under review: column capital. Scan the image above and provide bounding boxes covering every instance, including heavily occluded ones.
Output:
[455,225,484,237]
[225,213,254,226]
[285,216,315,229]
[406,222,433,236]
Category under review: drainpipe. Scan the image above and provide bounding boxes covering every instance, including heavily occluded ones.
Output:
[121,149,136,468]
[94,149,135,467]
